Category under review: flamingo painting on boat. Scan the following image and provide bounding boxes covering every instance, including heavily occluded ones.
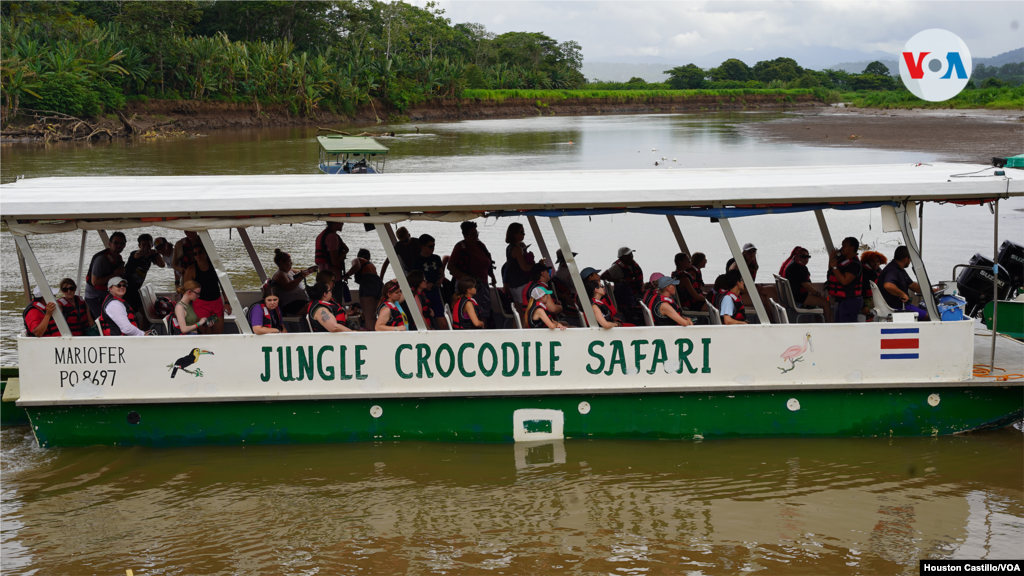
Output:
[779,333,813,374]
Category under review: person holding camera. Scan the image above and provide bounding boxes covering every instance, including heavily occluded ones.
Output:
[271,248,314,316]
[826,237,864,323]
[123,233,166,324]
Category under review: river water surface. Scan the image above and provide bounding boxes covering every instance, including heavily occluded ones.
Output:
[2,112,1022,575]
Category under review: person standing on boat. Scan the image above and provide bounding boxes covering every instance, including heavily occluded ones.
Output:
[249,286,287,335]
[154,237,175,283]
[401,271,435,331]
[414,234,448,330]
[584,281,622,328]
[182,245,231,335]
[84,231,127,318]
[714,271,748,325]
[879,246,929,320]
[123,233,166,323]
[728,243,778,320]
[270,249,313,316]
[552,249,581,323]
[308,282,353,333]
[451,277,485,329]
[448,221,496,328]
[57,278,94,336]
[783,247,832,322]
[98,277,146,336]
[375,281,408,331]
[315,222,349,303]
[602,247,644,325]
[503,223,533,298]
[345,248,382,331]
[527,287,567,330]
[23,286,61,337]
[173,280,209,335]
[172,231,200,289]
[827,237,863,323]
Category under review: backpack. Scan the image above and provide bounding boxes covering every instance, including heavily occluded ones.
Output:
[155,296,176,319]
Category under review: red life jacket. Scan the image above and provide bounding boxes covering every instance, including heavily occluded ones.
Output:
[376,300,406,328]
[58,295,89,336]
[713,291,746,322]
[674,270,700,309]
[614,258,644,295]
[827,257,863,300]
[23,301,60,337]
[85,249,119,293]
[309,300,346,332]
[254,303,283,331]
[452,296,480,329]
[651,294,683,326]
[98,294,139,336]
[592,298,614,324]
[687,266,704,293]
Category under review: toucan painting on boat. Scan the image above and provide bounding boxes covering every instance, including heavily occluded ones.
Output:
[169,348,214,378]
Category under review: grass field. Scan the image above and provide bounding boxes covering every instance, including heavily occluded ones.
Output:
[460,88,833,104]
[842,86,1023,109]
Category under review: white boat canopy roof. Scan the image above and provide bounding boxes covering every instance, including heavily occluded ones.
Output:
[2,163,1018,236]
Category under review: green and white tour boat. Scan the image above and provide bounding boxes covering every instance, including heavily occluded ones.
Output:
[2,163,1021,447]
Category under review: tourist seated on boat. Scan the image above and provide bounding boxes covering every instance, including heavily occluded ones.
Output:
[551,250,581,324]
[173,280,208,335]
[503,222,533,296]
[672,253,708,312]
[414,234,448,330]
[451,277,485,329]
[346,248,382,330]
[375,280,408,332]
[690,252,708,297]
[641,273,664,309]
[123,233,166,328]
[308,282,353,333]
[249,286,287,335]
[826,237,863,323]
[585,281,622,328]
[448,220,496,328]
[581,267,602,284]
[860,251,888,320]
[315,222,349,302]
[57,278,95,336]
[602,247,644,325]
[270,249,313,315]
[402,270,435,331]
[727,242,778,319]
[182,244,231,335]
[527,286,567,330]
[713,271,748,325]
[172,231,200,289]
[879,246,929,320]
[84,231,127,318]
[781,246,832,322]
[23,285,60,337]
[521,262,561,313]
[648,276,694,326]
[99,277,146,336]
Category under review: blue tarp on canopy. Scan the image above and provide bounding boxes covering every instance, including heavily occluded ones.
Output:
[488,202,897,219]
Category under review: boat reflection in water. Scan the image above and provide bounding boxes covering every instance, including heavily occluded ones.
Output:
[1,428,1020,574]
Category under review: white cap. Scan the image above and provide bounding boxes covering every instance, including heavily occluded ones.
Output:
[617,247,635,258]
[742,243,757,252]
[530,286,553,300]
[108,276,127,288]
[33,286,59,298]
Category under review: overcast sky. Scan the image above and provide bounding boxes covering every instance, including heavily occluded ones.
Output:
[426,1,1022,65]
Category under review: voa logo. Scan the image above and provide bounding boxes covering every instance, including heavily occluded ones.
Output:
[899,29,972,102]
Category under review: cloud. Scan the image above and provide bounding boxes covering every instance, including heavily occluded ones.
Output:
[433,0,1024,64]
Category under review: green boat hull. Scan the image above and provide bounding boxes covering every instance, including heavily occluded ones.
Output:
[0,368,30,427]
[26,386,1023,447]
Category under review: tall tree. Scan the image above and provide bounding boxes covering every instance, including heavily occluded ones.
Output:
[664,64,706,89]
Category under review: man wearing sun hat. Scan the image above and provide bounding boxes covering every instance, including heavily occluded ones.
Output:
[23,285,61,337]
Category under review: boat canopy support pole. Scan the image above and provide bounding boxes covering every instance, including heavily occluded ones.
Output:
[16,241,32,306]
[550,217,598,329]
[918,202,924,256]
[76,230,88,293]
[527,215,553,266]
[236,228,267,284]
[718,218,771,324]
[813,210,836,255]
[197,230,253,335]
[894,202,939,322]
[376,222,427,331]
[991,198,999,369]
[666,216,690,255]
[9,229,72,337]
[98,229,110,250]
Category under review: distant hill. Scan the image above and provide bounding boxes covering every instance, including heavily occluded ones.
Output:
[826,48,1023,76]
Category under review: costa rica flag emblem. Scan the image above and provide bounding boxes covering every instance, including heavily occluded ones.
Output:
[881,328,919,360]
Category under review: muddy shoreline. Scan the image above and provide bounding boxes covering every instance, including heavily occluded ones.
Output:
[740,107,1024,165]
[1,94,822,143]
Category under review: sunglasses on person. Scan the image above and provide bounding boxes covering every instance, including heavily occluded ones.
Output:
[61,285,76,292]
[798,253,811,259]
[114,282,128,289]
[190,289,201,296]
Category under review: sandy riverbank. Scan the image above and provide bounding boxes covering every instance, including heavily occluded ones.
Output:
[740,107,1023,165]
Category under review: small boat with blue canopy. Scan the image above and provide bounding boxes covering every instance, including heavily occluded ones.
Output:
[317,135,389,174]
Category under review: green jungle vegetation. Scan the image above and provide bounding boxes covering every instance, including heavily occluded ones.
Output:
[462,87,835,104]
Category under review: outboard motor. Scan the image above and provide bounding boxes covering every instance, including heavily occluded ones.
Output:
[956,253,1013,317]
[997,240,1024,291]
